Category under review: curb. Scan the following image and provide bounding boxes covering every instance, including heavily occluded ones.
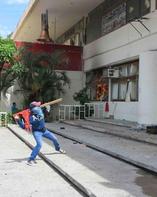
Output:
[85,118,132,128]
[61,120,157,146]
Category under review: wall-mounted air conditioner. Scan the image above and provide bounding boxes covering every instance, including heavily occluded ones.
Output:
[108,68,119,78]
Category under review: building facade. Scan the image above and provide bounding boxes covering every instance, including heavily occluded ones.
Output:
[12,0,157,125]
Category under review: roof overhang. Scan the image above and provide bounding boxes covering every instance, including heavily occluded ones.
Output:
[12,0,104,42]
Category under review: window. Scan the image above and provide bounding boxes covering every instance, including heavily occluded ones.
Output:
[119,81,127,100]
[56,18,85,46]
[111,61,139,101]
[112,82,119,100]
[126,0,151,22]
[102,3,126,36]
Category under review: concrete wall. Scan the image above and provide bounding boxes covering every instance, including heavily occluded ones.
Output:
[61,71,85,104]
[0,82,24,113]
[138,51,157,125]
[86,101,138,122]
[108,102,138,122]
[50,70,85,120]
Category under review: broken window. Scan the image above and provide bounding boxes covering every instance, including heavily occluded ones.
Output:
[111,60,139,101]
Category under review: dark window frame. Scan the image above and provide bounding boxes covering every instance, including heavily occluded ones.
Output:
[111,60,139,102]
[126,0,151,22]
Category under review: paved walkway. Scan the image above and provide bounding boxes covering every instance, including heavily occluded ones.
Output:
[0,127,82,197]
[86,118,137,128]
[6,124,148,197]
[45,120,157,174]
[2,122,157,196]
[61,119,157,145]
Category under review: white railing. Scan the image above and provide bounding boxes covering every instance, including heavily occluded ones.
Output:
[0,112,8,127]
[59,102,109,121]
[59,105,85,120]
[84,102,109,119]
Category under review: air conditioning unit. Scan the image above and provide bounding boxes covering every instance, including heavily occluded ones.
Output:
[108,69,119,78]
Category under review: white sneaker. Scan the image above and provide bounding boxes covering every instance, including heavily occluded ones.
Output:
[59,149,66,154]
[27,159,37,165]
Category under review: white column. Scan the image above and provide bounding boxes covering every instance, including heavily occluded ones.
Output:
[151,0,156,12]
[138,51,157,125]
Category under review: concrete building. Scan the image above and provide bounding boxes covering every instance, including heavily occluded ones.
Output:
[12,0,157,125]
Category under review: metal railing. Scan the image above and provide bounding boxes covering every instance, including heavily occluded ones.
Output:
[59,105,85,120]
[59,102,109,121]
[84,102,109,119]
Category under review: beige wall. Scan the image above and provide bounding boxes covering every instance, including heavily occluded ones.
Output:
[60,71,85,105]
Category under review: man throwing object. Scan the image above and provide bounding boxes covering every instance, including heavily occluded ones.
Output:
[15,101,66,165]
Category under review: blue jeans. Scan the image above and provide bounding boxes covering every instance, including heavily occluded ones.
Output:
[29,129,60,160]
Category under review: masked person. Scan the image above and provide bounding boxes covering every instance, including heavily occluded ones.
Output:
[11,102,18,114]
[15,101,66,165]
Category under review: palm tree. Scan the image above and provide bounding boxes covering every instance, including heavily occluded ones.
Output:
[15,45,70,107]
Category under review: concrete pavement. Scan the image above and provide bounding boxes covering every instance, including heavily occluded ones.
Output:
[0,127,82,197]
[2,120,157,196]
[62,119,157,146]
[46,120,157,174]
[8,124,143,197]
